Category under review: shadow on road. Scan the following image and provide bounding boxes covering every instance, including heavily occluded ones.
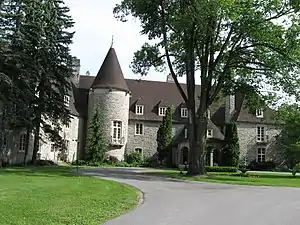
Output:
[76,167,186,183]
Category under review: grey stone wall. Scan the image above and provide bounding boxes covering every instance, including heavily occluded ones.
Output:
[236,122,281,164]
[88,88,130,161]
[126,120,184,158]
[39,115,80,163]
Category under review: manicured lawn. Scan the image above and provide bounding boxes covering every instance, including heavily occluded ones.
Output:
[0,166,139,225]
[145,170,300,187]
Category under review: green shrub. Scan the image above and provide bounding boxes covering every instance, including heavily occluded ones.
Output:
[292,163,300,176]
[248,160,276,171]
[71,160,87,166]
[205,166,237,173]
[125,152,143,164]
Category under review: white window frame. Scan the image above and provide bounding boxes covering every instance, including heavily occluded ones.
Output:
[135,123,144,135]
[112,120,122,141]
[158,107,167,116]
[51,143,56,152]
[257,147,266,162]
[19,134,27,152]
[135,105,144,115]
[181,108,188,118]
[207,129,213,138]
[184,129,188,138]
[256,108,264,118]
[66,121,70,128]
[256,126,266,142]
[64,95,70,107]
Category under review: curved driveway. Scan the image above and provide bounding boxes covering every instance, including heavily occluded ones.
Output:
[79,167,300,225]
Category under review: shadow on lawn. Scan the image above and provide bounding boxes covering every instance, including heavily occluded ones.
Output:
[0,166,77,178]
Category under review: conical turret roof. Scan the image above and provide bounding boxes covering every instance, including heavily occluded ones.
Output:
[91,47,129,92]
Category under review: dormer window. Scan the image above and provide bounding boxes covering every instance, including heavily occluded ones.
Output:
[135,105,144,115]
[256,108,264,118]
[64,95,70,107]
[158,107,166,116]
[181,108,188,118]
[207,129,213,138]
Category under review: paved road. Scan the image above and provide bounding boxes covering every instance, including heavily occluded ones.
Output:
[79,168,300,225]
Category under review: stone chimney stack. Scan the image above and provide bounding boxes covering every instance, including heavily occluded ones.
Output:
[225,95,235,123]
[72,56,80,87]
[166,74,175,83]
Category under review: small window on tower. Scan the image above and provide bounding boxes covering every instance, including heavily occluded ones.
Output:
[256,108,264,118]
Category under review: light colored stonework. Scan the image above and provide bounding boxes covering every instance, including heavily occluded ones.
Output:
[237,122,281,164]
[88,88,130,161]
[126,120,184,158]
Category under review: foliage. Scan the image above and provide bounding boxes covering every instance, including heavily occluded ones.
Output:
[156,106,172,161]
[292,163,300,176]
[86,107,108,163]
[114,0,300,175]
[220,121,240,166]
[275,104,300,168]
[125,151,144,164]
[247,160,277,171]
[0,0,75,164]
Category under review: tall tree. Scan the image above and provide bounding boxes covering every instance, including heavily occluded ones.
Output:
[156,106,172,163]
[86,107,108,163]
[220,121,240,167]
[114,0,300,175]
[275,104,300,169]
[31,0,74,164]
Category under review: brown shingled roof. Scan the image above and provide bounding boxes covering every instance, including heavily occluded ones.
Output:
[91,48,129,92]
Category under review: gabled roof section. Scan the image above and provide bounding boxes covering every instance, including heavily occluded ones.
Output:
[91,48,129,92]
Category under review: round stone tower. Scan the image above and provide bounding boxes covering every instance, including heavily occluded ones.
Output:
[88,47,130,161]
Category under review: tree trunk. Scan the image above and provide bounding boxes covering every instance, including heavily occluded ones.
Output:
[32,114,41,165]
[32,81,45,165]
[187,115,207,175]
[23,125,31,165]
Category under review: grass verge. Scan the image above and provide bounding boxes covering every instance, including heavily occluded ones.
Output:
[145,170,300,187]
[0,166,139,225]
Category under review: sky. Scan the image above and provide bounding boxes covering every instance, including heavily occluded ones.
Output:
[65,0,188,83]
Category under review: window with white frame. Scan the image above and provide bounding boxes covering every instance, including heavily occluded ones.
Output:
[135,123,144,135]
[112,121,122,140]
[184,129,188,138]
[135,148,143,154]
[66,121,70,128]
[257,126,265,142]
[64,95,70,106]
[135,105,144,115]
[181,108,188,118]
[207,129,213,138]
[257,147,266,162]
[158,107,166,116]
[256,108,264,118]
[19,134,27,152]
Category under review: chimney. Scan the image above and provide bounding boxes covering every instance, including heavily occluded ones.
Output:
[72,56,80,87]
[166,74,175,83]
[225,95,235,123]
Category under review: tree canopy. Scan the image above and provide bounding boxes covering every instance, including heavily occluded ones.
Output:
[114,0,300,175]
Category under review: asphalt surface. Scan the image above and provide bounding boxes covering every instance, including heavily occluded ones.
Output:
[79,168,300,225]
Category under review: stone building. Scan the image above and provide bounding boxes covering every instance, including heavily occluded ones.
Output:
[0,47,282,166]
